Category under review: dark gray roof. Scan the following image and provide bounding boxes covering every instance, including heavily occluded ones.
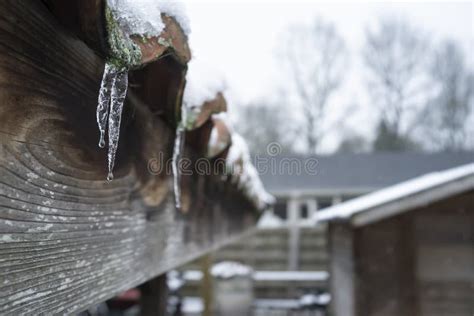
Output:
[258,152,474,195]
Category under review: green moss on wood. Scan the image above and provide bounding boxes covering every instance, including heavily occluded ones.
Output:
[105,6,142,69]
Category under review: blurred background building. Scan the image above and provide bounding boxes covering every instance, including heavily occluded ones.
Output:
[172,151,473,315]
[319,164,474,316]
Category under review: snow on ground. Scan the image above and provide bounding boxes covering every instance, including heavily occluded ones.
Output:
[106,0,190,37]
[298,293,331,307]
[253,271,329,282]
[181,297,203,314]
[257,210,284,229]
[316,163,474,222]
[180,297,330,313]
[211,261,253,279]
[178,270,329,282]
[167,270,185,291]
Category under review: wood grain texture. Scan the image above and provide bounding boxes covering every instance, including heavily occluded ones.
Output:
[43,0,108,56]
[0,0,257,314]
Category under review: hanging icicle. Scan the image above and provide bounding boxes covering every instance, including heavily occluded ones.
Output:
[107,68,128,181]
[96,62,129,181]
[96,63,116,149]
[172,125,185,209]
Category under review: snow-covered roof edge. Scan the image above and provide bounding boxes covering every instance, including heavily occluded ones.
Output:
[315,163,474,227]
[107,0,190,38]
[183,59,226,110]
[104,0,192,69]
[226,133,276,210]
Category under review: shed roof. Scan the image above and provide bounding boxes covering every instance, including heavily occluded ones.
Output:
[315,162,474,227]
[260,151,473,196]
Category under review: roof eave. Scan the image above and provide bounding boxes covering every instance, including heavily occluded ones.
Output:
[350,174,474,227]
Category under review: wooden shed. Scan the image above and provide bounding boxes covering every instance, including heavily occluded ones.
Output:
[0,0,272,314]
[316,163,474,316]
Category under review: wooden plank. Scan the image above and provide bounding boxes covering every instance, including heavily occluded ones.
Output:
[199,254,213,316]
[354,215,418,316]
[0,0,258,314]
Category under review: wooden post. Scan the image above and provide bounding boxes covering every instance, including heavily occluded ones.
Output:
[287,198,301,270]
[307,198,318,219]
[200,253,213,316]
[140,274,169,316]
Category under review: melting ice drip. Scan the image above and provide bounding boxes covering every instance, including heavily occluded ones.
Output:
[172,125,185,209]
[96,63,129,181]
[97,62,185,209]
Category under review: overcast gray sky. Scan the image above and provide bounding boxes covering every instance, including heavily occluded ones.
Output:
[185,1,473,151]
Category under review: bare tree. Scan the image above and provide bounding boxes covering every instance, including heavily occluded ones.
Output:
[373,120,420,151]
[336,133,371,153]
[364,18,429,151]
[422,40,473,150]
[279,18,347,154]
[235,102,294,155]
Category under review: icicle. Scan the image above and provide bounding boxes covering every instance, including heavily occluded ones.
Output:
[172,125,185,209]
[96,62,129,181]
[96,63,117,148]
[107,69,129,181]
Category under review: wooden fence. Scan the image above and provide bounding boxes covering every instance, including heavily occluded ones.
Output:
[0,0,259,314]
[180,227,329,299]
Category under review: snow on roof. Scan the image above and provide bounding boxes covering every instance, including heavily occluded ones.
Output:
[315,163,474,224]
[182,62,272,210]
[226,133,247,166]
[107,0,191,37]
[183,58,226,110]
[206,113,233,157]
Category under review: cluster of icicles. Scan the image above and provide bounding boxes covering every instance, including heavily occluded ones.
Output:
[96,62,184,209]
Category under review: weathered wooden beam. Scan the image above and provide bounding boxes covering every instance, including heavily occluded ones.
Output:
[0,0,258,314]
